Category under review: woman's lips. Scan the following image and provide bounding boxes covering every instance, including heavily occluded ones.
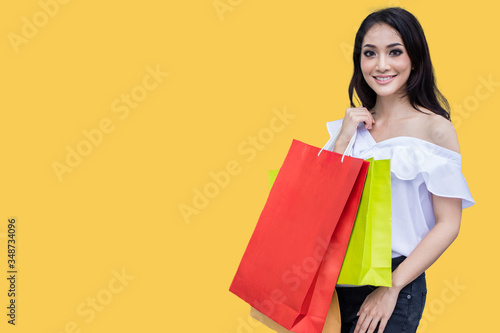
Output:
[373,75,397,84]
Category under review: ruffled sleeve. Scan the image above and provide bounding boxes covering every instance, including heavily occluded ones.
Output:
[326,119,343,137]
[325,119,343,151]
[325,119,475,209]
[358,138,475,209]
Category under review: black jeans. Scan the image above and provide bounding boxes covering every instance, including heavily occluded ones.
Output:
[335,256,427,333]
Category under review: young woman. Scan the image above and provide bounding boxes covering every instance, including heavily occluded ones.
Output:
[327,7,475,333]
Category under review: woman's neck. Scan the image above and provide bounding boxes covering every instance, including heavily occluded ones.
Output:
[370,94,414,122]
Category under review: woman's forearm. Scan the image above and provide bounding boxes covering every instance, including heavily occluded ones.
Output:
[390,219,460,292]
[332,138,350,154]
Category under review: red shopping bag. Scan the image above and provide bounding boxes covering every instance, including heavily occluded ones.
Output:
[229,138,369,333]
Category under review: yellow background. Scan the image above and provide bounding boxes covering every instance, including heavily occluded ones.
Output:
[0,0,497,332]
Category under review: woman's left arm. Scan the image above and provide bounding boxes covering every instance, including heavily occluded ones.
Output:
[354,195,462,333]
[354,118,464,333]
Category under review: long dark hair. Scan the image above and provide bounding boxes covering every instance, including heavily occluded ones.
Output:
[348,7,451,120]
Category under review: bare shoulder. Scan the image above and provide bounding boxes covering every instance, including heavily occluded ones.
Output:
[422,111,460,154]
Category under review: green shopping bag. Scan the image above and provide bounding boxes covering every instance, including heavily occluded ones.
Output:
[268,169,279,191]
[268,157,392,287]
[336,157,392,286]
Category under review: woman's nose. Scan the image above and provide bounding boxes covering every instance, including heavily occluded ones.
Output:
[376,55,390,71]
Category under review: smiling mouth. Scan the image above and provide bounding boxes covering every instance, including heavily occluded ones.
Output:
[373,75,397,83]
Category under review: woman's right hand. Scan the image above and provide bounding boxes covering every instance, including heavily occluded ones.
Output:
[334,106,375,153]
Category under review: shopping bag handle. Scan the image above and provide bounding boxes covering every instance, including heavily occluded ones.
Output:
[317,123,357,162]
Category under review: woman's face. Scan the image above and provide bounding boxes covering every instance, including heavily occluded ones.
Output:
[360,23,412,98]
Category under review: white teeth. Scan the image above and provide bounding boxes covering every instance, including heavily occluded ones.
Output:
[375,75,396,81]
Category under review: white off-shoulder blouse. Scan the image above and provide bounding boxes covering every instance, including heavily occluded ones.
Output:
[325,118,475,260]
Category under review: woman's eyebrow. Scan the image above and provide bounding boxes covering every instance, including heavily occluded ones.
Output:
[363,43,403,49]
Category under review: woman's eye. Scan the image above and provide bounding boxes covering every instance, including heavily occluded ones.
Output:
[363,49,403,57]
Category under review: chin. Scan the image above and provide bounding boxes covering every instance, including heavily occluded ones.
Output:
[369,80,408,97]
[373,91,395,97]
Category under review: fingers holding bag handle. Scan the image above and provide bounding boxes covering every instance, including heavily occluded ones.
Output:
[339,106,375,142]
[318,106,374,161]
